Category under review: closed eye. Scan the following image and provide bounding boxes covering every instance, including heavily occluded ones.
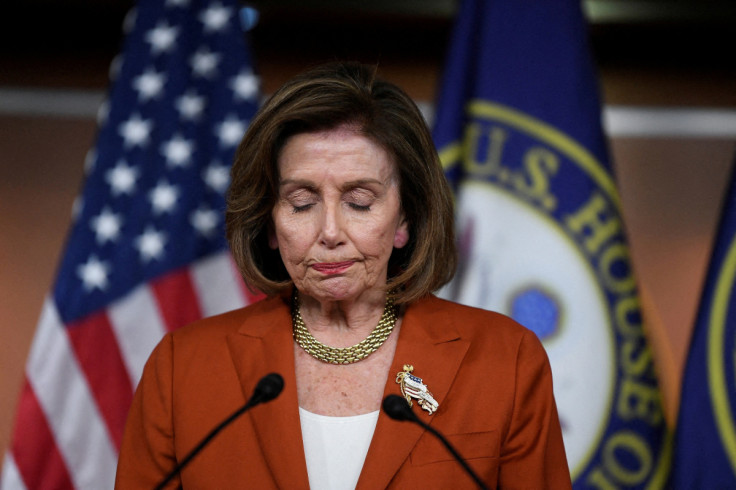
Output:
[292,203,314,213]
[344,187,375,212]
[348,202,371,211]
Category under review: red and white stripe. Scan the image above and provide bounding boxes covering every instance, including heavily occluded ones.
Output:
[1,251,256,489]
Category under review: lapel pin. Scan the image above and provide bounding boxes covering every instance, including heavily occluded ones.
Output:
[395,364,439,415]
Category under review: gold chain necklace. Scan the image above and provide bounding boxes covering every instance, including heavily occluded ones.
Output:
[291,290,398,365]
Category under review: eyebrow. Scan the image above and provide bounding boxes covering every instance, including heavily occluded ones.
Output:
[341,178,384,191]
[278,178,385,190]
[278,178,313,189]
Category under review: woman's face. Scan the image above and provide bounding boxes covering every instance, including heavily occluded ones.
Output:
[270,126,409,303]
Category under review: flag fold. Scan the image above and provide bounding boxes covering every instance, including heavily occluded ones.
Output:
[673,162,736,488]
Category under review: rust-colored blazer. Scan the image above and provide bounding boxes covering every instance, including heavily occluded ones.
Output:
[115,294,571,489]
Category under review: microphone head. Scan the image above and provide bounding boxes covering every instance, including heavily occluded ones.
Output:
[382,394,418,422]
[254,373,284,403]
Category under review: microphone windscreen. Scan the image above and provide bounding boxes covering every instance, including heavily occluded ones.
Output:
[255,373,284,403]
[382,394,417,422]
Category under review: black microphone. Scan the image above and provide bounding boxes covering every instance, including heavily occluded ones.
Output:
[382,395,489,490]
[154,373,284,490]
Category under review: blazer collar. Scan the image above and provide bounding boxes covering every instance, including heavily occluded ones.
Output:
[226,293,311,489]
[358,295,469,489]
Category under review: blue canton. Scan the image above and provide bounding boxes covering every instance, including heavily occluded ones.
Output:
[52,0,260,324]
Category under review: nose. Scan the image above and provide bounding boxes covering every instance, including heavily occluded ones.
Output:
[319,202,346,248]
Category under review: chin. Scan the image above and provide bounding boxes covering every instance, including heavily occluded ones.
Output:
[303,280,366,303]
[316,285,358,302]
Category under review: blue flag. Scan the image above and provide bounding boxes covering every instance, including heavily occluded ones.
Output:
[673,163,736,488]
[1,0,261,487]
[432,0,670,487]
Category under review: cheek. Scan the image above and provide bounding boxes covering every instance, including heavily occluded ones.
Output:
[271,213,317,261]
[270,208,296,252]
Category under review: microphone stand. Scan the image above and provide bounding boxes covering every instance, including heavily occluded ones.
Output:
[153,373,283,490]
[383,395,489,490]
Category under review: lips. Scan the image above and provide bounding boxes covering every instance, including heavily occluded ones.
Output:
[311,261,354,274]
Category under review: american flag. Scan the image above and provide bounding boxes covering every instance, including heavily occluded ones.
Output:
[1,0,262,487]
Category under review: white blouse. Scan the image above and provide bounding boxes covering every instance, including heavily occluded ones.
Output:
[299,408,380,490]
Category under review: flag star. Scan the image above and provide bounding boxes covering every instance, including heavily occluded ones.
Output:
[97,99,110,125]
[72,196,84,222]
[135,226,167,262]
[191,207,219,237]
[176,91,206,120]
[106,160,140,196]
[119,113,153,148]
[230,70,259,100]
[190,48,221,78]
[149,180,180,214]
[146,22,179,54]
[109,54,123,82]
[203,161,230,193]
[161,134,194,167]
[123,8,137,34]
[199,3,232,32]
[215,115,246,147]
[77,255,111,292]
[84,149,97,174]
[133,68,166,101]
[90,207,123,244]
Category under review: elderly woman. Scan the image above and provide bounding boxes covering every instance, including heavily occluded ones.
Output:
[115,62,570,489]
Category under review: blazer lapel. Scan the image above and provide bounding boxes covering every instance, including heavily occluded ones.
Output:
[357,296,470,490]
[226,295,310,489]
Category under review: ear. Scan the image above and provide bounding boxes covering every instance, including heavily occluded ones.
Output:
[393,216,409,249]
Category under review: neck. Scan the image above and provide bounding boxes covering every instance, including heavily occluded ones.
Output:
[297,289,388,338]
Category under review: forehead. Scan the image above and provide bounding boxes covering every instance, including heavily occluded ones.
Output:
[277,126,398,180]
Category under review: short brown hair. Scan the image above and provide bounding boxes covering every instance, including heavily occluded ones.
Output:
[226,62,456,304]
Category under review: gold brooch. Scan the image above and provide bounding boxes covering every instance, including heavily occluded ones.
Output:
[395,364,439,415]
